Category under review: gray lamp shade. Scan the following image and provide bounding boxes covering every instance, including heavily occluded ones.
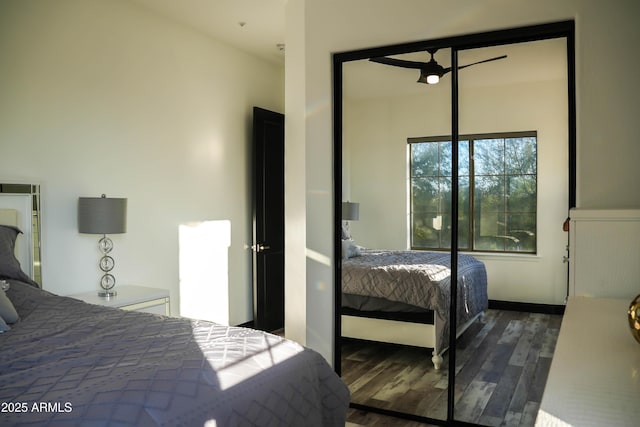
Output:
[342,202,360,221]
[78,196,127,234]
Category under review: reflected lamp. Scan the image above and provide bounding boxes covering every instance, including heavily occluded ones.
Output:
[341,201,360,240]
[342,202,360,221]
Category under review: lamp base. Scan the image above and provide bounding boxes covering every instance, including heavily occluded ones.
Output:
[98,290,117,298]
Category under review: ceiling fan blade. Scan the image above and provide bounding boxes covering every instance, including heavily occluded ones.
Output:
[441,55,507,75]
[369,57,426,69]
[457,54,507,70]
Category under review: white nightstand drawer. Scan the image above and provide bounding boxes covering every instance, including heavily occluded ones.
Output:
[70,285,170,315]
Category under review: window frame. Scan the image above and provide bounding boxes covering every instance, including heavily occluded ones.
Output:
[408,130,538,254]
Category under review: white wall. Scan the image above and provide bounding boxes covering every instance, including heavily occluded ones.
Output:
[0,0,284,324]
[345,78,569,304]
[285,0,640,362]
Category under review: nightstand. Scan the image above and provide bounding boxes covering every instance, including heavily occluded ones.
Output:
[70,285,170,315]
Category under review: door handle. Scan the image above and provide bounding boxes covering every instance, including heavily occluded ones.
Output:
[251,244,271,252]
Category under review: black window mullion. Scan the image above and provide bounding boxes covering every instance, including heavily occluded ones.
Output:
[469,138,476,251]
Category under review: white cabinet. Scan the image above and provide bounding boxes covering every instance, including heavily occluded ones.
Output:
[569,208,640,299]
[70,285,170,315]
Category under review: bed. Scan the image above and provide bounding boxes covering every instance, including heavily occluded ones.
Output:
[0,223,350,426]
[341,246,488,370]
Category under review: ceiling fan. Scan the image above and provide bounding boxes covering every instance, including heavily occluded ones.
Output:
[369,48,507,85]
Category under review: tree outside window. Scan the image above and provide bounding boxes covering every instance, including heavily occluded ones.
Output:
[409,132,537,253]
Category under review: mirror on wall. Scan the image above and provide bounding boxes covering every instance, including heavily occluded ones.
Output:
[334,22,575,426]
[453,38,569,425]
[340,47,453,422]
[0,183,42,285]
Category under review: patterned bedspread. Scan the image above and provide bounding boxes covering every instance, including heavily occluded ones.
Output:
[0,281,349,426]
[342,249,488,352]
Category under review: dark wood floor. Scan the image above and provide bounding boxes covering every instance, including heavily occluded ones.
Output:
[342,309,562,426]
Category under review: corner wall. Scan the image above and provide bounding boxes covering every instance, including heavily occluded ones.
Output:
[0,0,284,324]
[345,79,569,304]
[285,0,640,362]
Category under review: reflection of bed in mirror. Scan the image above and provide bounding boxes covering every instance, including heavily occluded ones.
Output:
[341,245,488,370]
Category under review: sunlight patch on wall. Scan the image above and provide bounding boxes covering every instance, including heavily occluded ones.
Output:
[179,220,231,325]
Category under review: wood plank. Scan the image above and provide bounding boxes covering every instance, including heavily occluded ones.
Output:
[520,401,540,426]
[423,388,448,420]
[341,310,562,427]
[352,362,407,405]
[455,310,520,385]
[507,353,537,413]
[478,342,515,383]
[347,408,437,427]
[455,310,499,370]
[346,354,398,394]
[509,333,535,367]
[396,387,447,419]
[478,414,503,427]
[539,326,560,358]
[528,355,552,402]
[454,380,497,423]
[371,362,427,402]
[498,319,525,344]
[481,363,523,419]
[503,410,523,426]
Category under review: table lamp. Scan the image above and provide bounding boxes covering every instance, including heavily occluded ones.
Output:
[78,194,127,297]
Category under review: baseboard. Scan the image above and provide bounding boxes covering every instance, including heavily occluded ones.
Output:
[489,299,565,315]
[242,302,563,329]
[237,320,254,328]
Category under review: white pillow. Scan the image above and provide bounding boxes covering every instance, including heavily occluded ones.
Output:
[0,287,18,324]
[341,223,351,240]
[0,316,9,333]
[341,239,361,259]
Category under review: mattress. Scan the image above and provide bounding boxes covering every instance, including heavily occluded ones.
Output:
[0,280,349,426]
[342,249,488,351]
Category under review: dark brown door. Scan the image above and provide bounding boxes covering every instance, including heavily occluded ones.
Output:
[252,107,285,332]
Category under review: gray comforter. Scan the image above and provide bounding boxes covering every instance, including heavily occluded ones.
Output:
[0,281,349,426]
[342,249,488,353]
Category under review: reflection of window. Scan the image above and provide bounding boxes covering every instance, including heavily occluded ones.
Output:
[409,131,537,253]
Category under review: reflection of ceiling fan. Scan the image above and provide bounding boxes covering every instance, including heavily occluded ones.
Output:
[369,48,507,85]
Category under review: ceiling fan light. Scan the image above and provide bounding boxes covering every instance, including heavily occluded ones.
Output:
[426,74,440,84]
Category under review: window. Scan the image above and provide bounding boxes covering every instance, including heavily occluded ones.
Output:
[409,131,537,253]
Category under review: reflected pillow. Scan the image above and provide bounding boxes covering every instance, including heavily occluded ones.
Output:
[0,315,9,333]
[0,225,39,287]
[342,239,361,259]
[0,287,18,324]
[341,223,351,240]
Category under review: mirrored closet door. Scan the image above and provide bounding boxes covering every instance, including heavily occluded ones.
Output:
[453,37,571,425]
[334,21,575,426]
[339,47,453,421]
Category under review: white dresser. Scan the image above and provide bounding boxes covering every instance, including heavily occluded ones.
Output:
[536,297,640,427]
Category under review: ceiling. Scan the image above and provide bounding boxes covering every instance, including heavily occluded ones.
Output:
[127,1,567,98]
[130,0,286,65]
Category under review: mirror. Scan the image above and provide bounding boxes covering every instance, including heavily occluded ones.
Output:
[0,183,42,285]
[340,47,453,422]
[335,22,575,425]
[453,39,569,424]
